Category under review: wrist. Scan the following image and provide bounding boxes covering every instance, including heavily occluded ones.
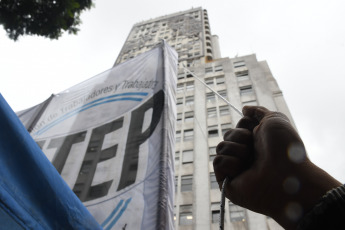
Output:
[297,185,345,230]
[272,161,341,229]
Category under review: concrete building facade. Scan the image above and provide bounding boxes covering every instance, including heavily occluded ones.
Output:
[115,7,291,230]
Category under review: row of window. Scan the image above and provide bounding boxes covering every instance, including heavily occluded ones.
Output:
[176,122,231,144]
[205,65,223,73]
[175,202,246,226]
[178,58,246,76]
[177,65,223,80]
[176,76,225,95]
[174,145,221,165]
[177,95,194,106]
[233,60,246,68]
[178,60,248,80]
[208,123,231,138]
[177,87,253,117]
[177,73,248,91]
[176,129,193,142]
[175,146,218,164]
[177,81,194,92]
[175,149,193,165]
[206,90,227,103]
[175,173,221,193]
[176,81,250,99]
[205,75,225,85]
[177,111,194,123]
[177,68,250,96]
[179,60,245,77]
[236,70,249,81]
[207,105,230,118]
[178,107,231,125]
[177,72,193,80]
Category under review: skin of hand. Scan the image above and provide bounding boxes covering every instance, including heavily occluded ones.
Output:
[213,106,341,229]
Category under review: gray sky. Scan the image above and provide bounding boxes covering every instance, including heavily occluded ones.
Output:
[1,0,344,182]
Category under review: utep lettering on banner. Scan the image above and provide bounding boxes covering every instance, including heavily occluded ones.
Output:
[36,90,164,202]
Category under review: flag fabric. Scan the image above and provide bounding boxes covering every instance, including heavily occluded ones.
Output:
[0,94,102,230]
[17,41,177,229]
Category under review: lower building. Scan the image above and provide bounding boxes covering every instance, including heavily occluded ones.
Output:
[174,54,290,230]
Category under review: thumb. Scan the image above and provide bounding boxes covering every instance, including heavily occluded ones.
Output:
[242,106,270,123]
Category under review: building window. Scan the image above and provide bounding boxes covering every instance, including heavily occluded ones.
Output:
[176,131,181,142]
[177,97,183,106]
[181,175,193,192]
[219,106,230,116]
[175,176,178,193]
[211,202,221,223]
[206,92,216,103]
[178,73,185,80]
[205,78,214,86]
[221,123,232,136]
[177,113,182,124]
[209,146,217,161]
[210,172,218,189]
[186,73,193,78]
[208,125,218,138]
[184,111,194,122]
[182,150,193,164]
[177,83,184,92]
[240,86,253,95]
[218,90,227,99]
[179,205,193,225]
[233,60,245,68]
[236,70,249,81]
[242,100,258,106]
[183,129,194,141]
[186,81,194,91]
[215,65,223,72]
[185,96,194,105]
[205,67,213,73]
[229,202,246,222]
[175,151,180,165]
[207,107,217,118]
[216,76,225,85]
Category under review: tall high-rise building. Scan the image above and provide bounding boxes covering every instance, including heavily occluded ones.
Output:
[115,7,292,230]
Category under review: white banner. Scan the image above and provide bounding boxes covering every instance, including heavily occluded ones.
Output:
[21,42,177,230]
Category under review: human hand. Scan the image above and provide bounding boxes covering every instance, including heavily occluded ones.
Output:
[213,106,341,229]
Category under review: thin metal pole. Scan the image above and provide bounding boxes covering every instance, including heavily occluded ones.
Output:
[181,65,243,117]
[181,65,244,230]
[219,177,229,230]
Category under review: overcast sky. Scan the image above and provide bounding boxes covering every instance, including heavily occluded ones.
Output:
[1,0,344,182]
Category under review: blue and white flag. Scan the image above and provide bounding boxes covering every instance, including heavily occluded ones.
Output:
[18,41,177,229]
[0,94,102,230]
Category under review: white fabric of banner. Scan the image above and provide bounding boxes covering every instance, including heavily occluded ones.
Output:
[19,42,177,230]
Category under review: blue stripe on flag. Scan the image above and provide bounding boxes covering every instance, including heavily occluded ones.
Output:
[34,93,147,135]
[105,198,132,230]
[80,92,148,109]
[101,200,124,228]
